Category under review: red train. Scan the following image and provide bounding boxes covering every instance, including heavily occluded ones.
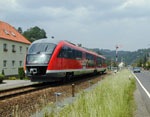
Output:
[25,39,107,82]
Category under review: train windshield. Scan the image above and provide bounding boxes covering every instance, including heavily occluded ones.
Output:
[28,43,56,54]
[27,54,50,64]
[27,43,56,64]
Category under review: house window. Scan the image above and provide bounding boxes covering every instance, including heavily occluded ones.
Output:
[26,47,28,53]
[3,43,8,52]
[3,60,7,67]
[12,45,16,53]
[19,61,22,66]
[10,31,16,37]
[12,60,15,67]
[20,46,22,53]
[3,29,9,35]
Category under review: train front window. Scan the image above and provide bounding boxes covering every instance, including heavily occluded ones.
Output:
[27,43,56,64]
[27,54,50,64]
[28,43,56,54]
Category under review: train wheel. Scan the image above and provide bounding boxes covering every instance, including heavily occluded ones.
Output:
[62,76,67,83]
[94,70,97,75]
[62,72,72,83]
[99,71,103,75]
[66,72,73,81]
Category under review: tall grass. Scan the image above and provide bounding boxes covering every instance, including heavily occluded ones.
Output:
[47,69,136,117]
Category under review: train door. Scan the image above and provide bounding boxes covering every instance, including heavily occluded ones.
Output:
[62,46,68,69]
[83,52,86,69]
[57,46,67,69]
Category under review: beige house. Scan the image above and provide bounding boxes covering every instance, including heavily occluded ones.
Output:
[0,21,31,76]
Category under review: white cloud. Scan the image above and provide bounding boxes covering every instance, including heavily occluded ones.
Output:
[40,7,70,17]
[0,0,19,10]
[38,6,91,23]
[1,0,150,51]
[119,0,150,9]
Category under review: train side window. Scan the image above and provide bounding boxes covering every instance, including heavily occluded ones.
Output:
[86,53,95,67]
[101,58,106,64]
[63,46,68,58]
[57,47,63,58]
[72,49,76,59]
[67,47,73,59]
[57,46,68,58]
[57,46,82,60]
[76,50,82,59]
[96,57,102,67]
[74,50,82,60]
[67,47,82,60]
[103,59,106,64]
[83,52,86,59]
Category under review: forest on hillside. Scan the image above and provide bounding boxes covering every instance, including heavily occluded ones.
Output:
[92,48,150,65]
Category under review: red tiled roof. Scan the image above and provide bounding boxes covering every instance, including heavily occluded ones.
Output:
[0,21,31,44]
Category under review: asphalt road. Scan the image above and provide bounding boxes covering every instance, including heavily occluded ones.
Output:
[135,71,150,93]
[0,80,33,90]
[134,70,150,115]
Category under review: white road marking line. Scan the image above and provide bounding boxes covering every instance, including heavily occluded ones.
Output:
[132,72,150,99]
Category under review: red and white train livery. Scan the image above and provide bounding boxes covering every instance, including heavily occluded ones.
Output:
[25,39,106,82]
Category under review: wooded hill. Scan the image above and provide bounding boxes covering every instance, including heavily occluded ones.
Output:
[92,48,150,65]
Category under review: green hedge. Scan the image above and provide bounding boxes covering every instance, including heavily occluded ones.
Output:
[8,77,18,80]
[0,74,4,83]
[2,69,5,76]
[18,67,25,80]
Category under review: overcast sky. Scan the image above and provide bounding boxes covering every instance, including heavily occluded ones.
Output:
[1,0,150,51]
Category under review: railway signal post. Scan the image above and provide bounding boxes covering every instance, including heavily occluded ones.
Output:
[115,45,119,62]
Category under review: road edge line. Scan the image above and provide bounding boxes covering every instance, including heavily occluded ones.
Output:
[131,72,150,99]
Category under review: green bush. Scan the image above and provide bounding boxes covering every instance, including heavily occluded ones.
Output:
[8,77,18,80]
[18,67,25,80]
[2,69,5,76]
[0,74,4,83]
[24,77,30,80]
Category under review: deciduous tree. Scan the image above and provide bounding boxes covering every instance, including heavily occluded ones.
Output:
[23,26,47,42]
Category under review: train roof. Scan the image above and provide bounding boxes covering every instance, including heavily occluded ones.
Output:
[31,38,106,59]
[32,38,75,45]
[31,38,60,45]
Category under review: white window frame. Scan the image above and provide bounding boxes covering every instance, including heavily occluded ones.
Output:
[19,61,22,66]
[12,60,15,67]
[20,46,22,53]
[3,60,7,67]
[3,43,8,52]
[12,45,16,53]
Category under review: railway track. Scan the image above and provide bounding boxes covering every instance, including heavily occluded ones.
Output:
[0,73,107,101]
[0,82,56,101]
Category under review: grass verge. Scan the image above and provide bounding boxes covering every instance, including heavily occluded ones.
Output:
[46,69,136,117]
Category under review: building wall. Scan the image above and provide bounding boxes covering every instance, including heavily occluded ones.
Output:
[0,38,30,76]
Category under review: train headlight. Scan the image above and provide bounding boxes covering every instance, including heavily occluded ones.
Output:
[40,54,50,64]
[41,54,46,58]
